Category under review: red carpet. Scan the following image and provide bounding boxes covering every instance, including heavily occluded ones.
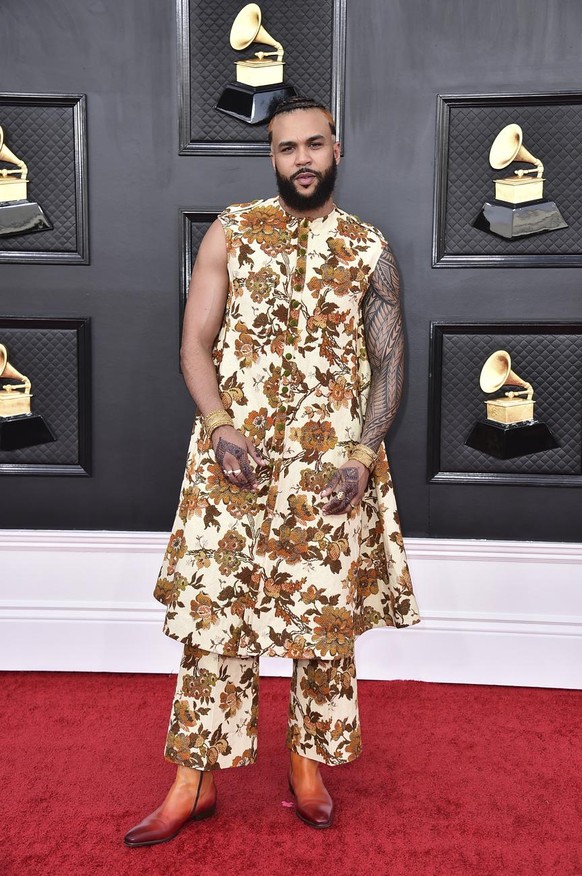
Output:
[1,672,581,876]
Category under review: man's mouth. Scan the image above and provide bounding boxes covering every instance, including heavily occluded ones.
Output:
[292,171,319,186]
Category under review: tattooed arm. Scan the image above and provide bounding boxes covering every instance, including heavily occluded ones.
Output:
[321,243,403,514]
[359,243,404,452]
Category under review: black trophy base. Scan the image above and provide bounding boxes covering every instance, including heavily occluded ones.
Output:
[472,199,568,240]
[215,83,298,125]
[0,199,53,237]
[0,413,56,450]
[465,419,559,459]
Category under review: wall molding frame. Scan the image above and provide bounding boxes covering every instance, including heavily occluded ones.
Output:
[1,531,581,688]
[177,0,347,156]
[0,93,89,264]
[432,91,582,268]
[427,321,582,486]
[0,317,92,476]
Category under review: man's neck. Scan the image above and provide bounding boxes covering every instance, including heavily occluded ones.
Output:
[277,195,335,221]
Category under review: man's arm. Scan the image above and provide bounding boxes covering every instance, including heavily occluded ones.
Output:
[321,244,403,514]
[180,219,230,414]
[360,246,404,452]
[181,219,265,490]
[359,243,404,451]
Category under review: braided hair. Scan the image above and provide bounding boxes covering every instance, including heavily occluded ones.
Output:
[267,96,336,142]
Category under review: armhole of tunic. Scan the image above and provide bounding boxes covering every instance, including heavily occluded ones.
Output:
[370,233,389,277]
[217,207,231,230]
[359,231,387,308]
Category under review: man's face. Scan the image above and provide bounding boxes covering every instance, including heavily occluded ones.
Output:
[270,108,341,212]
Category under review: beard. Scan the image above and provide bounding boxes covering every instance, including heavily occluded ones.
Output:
[275,159,337,213]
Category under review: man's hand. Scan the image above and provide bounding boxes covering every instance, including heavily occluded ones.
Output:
[211,425,267,492]
[320,460,369,515]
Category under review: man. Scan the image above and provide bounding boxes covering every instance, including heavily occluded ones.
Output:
[124,96,419,847]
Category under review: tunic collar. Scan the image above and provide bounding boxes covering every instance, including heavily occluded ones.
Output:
[273,195,338,228]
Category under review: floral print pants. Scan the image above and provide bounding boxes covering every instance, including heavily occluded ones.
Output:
[164,645,362,770]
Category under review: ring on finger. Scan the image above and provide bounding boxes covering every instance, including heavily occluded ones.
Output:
[230,469,242,474]
[349,501,356,509]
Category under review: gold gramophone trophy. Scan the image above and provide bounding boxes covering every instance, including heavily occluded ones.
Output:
[465,350,559,459]
[0,344,55,450]
[215,3,297,124]
[0,125,52,237]
[473,123,567,239]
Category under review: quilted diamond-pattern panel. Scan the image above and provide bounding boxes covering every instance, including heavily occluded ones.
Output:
[190,219,212,248]
[444,101,582,256]
[438,331,581,476]
[0,103,78,252]
[186,0,334,145]
[0,328,80,467]
[186,216,213,291]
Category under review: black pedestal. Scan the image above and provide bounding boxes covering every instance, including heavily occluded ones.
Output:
[215,83,298,125]
[0,413,56,450]
[472,199,568,240]
[465,419,559,459]
[0,200,53,237]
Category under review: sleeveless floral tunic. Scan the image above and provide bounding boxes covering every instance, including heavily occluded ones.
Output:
[155,197,420,659]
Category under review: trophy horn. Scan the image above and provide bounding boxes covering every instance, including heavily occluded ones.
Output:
[0,126,28,179]
[230,3,283,60]
[0,342,55,448]
[489,123,543,178]
[479,350,533,400]
[0,343,31,392]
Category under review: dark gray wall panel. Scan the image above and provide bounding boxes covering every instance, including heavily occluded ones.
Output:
[0,0,580,540]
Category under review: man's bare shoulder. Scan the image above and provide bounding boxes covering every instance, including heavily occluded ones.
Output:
[197,219,227,267]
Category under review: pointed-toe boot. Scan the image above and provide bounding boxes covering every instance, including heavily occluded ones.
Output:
[124,774,216,847]
[289,773,334,829]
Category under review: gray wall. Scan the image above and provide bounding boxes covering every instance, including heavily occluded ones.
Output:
[0,0,580,539]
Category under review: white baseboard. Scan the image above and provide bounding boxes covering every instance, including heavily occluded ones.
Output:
[1,531,581,689]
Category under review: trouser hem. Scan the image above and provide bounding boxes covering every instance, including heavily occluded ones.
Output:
[166,650,360,769]
[286,739,363,766]
[164,750,257,771]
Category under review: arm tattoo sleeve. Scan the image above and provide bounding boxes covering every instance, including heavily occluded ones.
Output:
[360,245,404,453]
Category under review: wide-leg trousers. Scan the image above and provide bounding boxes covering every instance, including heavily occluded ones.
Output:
[164,645,362,770]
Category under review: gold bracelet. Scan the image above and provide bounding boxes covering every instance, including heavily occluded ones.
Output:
[349,443,377,471]
[203,409,233,437]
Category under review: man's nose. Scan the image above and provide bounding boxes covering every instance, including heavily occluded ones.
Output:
[295,146,311,165]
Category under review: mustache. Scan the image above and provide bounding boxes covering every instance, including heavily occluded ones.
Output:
[291,167,323,181]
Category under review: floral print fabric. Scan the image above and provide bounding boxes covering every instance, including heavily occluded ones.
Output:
[155,197,420,659]
[164,646,360,769]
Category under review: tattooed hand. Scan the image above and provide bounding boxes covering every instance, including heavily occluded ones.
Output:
[320,462,369,515]
[212,426,267,492]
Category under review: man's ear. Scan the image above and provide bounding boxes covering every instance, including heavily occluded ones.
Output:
[333,141,341,165]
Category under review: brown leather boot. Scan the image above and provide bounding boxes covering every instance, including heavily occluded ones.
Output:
[124,767,216,847]
[288,751,334,829]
